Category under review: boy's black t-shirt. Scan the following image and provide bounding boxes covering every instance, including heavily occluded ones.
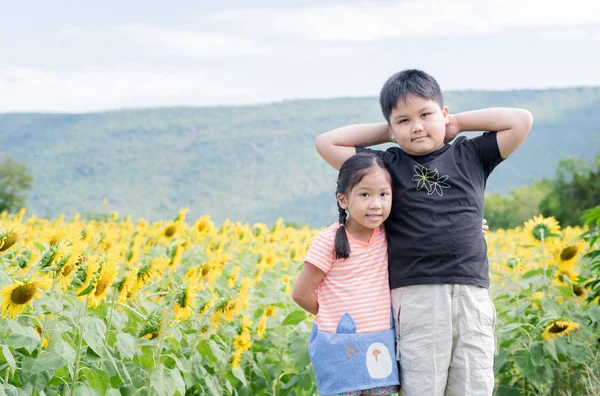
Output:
[357,132,504,289]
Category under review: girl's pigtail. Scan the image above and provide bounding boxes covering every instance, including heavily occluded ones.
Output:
[334,203,350,259]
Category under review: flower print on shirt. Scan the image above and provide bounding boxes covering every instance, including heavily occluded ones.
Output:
[411,165,450,196]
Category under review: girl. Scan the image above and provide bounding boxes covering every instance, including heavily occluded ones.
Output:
[292,152,489,395]
[293,152,400,396]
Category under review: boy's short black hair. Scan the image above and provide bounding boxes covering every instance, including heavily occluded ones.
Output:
[379,69,444,124]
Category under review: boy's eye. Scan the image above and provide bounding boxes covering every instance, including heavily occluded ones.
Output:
[398,119,408,124]
[421,113,430,118]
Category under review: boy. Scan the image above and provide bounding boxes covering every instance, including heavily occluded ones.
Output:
[315,69,533,395]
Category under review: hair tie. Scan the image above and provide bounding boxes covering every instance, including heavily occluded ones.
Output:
[339,223,344,227]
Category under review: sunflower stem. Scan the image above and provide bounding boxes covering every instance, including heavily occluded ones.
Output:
[104,287,117,347]
[154,291,178,365]
[540,228,546,274]
[70,296,88,396]
[37,274,59,355]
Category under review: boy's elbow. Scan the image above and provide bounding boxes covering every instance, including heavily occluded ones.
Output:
[315,133,329,155]
[520,109,534,132]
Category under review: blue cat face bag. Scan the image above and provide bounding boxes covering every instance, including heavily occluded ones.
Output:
[308,312,400,395]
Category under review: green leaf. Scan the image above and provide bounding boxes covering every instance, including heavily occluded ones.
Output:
[233,365,248,387]
[196,340,215,363]
[522,268,544,279]
[150,369,166,396]
[33,241,46,252]
[203,375,222,395]
[493,349,509,375]
[115,333,135,360]
[544,340,559,362]
[0,345,15,370]
[280,373,300,390]
[529,344,543,366]
[81,367,110,395]
[208,340,226,364]
[282,311,306,326]
[496,386,521,396]
[498,323,525,333]
[20,357,53,392]
[77,283,95,297]
[513,349,535,376]
[31,351,67,375]
[169,368,186,395]
[138,345,155,369]
[289,335,310,370]
[5,322,40,354]
[82,317,107,356]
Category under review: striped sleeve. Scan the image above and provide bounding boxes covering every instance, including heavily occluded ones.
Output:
[304,230,334,273]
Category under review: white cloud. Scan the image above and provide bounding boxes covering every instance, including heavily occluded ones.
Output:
[210,0,600,42]
[538,26,600,40]
[0,66,254,112]
[118,24,272,57]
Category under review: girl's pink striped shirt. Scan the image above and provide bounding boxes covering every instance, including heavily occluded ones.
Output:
[304,223,392,333]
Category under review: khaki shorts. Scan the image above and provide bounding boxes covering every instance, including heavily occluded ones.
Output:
[391,284,496,396]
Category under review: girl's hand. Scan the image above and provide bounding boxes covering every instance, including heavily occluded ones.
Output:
[482,218,489,235]
[444,114,460,143]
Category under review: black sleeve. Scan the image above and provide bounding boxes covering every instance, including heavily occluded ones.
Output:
[470,132,504,179]
[355,146,395,167]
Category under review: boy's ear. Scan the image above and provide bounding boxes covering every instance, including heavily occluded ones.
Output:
[337,193,348,209]
[388,125,397,143]
[442,106,450,124]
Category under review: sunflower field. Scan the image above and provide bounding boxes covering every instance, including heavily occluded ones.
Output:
[0,208,599,396]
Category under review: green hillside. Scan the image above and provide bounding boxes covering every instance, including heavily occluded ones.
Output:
[1,87,599,227]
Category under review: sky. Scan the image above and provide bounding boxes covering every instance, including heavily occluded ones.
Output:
[1,0,600,113]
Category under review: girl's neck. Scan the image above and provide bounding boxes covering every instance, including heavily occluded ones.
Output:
[344,218,374,243]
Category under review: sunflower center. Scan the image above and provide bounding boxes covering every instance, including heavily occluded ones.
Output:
[0,233,18,252]
[95,278,109,296]
[560,246,579,261]
[573,285,584,296]
[164,225,177,237]
[548,323,568,334]
[62,263,75,277]
[10,284,37,305]
[532,224,551,241]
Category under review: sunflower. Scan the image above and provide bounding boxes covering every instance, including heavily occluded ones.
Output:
[0,229,19,252]
[88,260,118,307]
[542,320,580,341]
[115,271,136,304]
[550,240,586,270]
[139,311,162,340]
[194,215,215,236]
[256,315,268,339]
[227,266,241,289]
[162,222,179,239]
[173,281,202,321]
[0,278,51,318]
[523,215,561,243]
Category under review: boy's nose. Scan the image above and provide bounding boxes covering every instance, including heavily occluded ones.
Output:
[413,123,423,133]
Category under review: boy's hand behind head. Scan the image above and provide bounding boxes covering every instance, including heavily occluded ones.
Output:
[444,114,460,143]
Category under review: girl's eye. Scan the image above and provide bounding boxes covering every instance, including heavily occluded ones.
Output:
[381,192,390,197]
[421,113,430,118]
[361,193,369,197]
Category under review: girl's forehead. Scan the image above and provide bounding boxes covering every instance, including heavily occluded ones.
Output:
[354,168,391,188]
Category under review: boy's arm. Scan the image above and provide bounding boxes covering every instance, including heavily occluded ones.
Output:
[292,263,325,315]
[315,123,391,170]
[450,108,533,158]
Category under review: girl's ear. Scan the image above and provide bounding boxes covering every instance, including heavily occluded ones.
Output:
[337,193,348,209]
